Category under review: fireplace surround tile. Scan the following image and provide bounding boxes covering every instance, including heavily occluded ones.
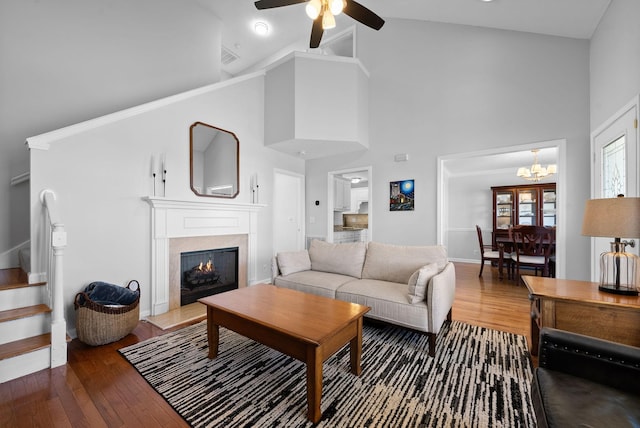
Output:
[170,235,246,310]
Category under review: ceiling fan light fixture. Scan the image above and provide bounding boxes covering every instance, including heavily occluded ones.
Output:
[322,9,336,29]
[254,0,384,48]
[305,0,322,19]
[329,0,345,15]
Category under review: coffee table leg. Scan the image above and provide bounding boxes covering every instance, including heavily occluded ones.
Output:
[306,346,322,423]
[349,317,363,375]
[206,307,219,359]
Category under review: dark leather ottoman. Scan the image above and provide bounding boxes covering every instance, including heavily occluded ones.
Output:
[532,328,640,427]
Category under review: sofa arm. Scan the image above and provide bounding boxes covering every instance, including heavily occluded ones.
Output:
[271,256,280,284]
[539,327,640,395]
[425,262,456,333]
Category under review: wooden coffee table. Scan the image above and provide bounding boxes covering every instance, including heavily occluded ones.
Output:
[198,284,370,423]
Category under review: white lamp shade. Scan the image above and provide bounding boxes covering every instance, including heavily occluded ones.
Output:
[330,0,344,15]
[305,0,321,19]
[322,10,336,29]
[581,197,640,238]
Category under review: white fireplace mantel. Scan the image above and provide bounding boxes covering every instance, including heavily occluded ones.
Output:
[144,197,265,315]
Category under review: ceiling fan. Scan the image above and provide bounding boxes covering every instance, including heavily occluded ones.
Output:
[254,0,385,48]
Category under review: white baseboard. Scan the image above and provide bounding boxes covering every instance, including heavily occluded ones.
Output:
[29,271,47,284]
[448,258,480,264]
[0,240,30,270]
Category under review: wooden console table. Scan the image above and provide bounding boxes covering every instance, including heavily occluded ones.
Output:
[523,275,640,356]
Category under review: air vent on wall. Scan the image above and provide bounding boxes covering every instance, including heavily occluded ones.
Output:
[221,46,239,65]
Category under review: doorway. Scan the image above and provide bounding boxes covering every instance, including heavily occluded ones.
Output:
[273,169,305,255]
[437,139,567,278]
[590,96,639,281]
[327,166,373,243]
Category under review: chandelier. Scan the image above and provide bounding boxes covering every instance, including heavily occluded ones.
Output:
[305,0,346,29]
[516,149,557,182]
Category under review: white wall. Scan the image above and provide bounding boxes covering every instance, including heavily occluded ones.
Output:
[29,75,304,330]
[447,172,518,261]
[590,0,640,129]
[0,0,223,264]
[305,19,591,280]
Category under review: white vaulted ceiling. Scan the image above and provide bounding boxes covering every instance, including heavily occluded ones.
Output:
[197,0,611,76]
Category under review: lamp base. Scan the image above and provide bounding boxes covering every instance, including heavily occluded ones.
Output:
[598,284,639,296]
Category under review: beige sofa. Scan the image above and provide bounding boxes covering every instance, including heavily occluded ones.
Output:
[272,240,456,356]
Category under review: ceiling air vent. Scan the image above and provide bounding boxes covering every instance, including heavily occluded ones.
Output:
[221,46,239,65]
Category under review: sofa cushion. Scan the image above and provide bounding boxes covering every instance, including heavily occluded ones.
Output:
[362,242,448,283]
[308,239,366,279]
[336,279,429,331]
[275,270,355,298]
[276,250,311,276]
[407,263,438,303]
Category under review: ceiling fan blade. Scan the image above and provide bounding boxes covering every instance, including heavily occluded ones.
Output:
[254,0,307,10]
[343,0,385,30]
[310,16,324,48]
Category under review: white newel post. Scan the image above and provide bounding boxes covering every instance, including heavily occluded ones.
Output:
[144,197,265,316]
[50,223,67,367]
[40,189,68,368]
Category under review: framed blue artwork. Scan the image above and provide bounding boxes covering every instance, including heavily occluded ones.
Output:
[390,179,414,211]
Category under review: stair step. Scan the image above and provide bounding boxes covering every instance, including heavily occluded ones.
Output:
[0,304,51,324]
[0,333,51,361]
[0,268,45,290]
[0,267,28,286]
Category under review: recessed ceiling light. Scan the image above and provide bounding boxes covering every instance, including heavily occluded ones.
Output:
[254,21,269,36]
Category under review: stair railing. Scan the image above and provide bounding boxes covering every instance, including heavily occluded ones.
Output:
[40,189,67,368]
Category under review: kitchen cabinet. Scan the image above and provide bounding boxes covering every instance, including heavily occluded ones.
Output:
[334,229,363,243]
[333,177,351,211]
[491,183,556,247]
[350,187,369,213]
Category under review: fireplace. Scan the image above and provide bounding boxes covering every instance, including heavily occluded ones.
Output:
[180,247,238,305]
[145,197,264,316]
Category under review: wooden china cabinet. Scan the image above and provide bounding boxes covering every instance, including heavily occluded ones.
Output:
[491,183,557,248]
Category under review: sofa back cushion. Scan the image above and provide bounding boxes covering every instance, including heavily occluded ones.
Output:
[309,239,366,278]
[362,242,448,283]
[276,250,311,276]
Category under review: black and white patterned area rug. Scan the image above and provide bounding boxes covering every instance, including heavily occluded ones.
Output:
[119,320,535,427]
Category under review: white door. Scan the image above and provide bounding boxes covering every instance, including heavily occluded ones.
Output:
[273,169,305,255]
[590,98,639,281]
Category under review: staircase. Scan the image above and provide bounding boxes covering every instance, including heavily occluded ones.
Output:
[0,268,57,383]
[0,190,68,383]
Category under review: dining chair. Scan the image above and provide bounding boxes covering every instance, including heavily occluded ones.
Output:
[510,225,554,282]
[476,225,510,279]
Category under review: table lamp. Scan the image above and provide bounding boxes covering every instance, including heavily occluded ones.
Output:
[581,195,640,295]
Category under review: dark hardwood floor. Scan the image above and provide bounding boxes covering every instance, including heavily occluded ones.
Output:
[0,262,533,427]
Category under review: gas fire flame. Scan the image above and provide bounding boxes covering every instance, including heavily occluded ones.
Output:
[197,259,214,272]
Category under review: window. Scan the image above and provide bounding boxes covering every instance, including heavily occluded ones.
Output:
[601,135,626,197]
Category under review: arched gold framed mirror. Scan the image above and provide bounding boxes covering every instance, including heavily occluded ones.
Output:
[190,122,239,198]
